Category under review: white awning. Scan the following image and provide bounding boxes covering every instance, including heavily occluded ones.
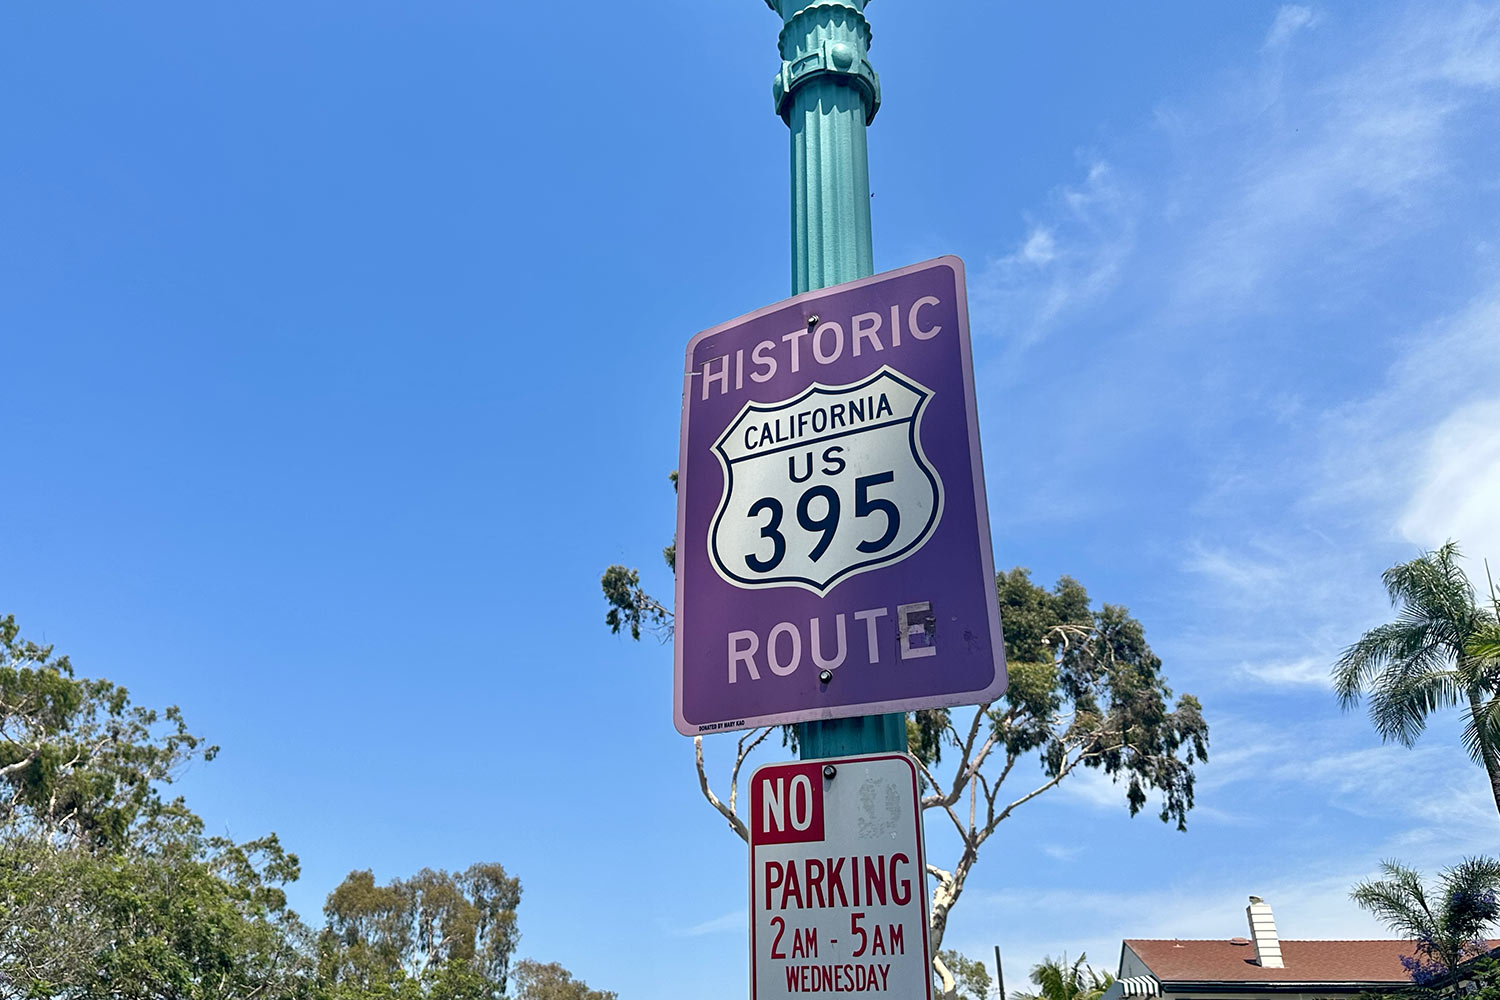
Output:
[1101,976,1160,1000]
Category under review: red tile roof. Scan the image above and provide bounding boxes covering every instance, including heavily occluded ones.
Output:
[1124,939,1500,984]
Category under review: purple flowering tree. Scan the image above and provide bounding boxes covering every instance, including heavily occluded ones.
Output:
[1352,858,1500,990]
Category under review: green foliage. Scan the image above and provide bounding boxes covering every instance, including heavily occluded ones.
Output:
[1334,542,1500,813]
[0,615,571,1000]
[996,569,1092,663]
[908,709,950,768]
[601,565,671,642]
[0,813,313,998]
[664,471,679,572]
[317,863,522,999]
[1010,953,1115,1000]
[511,959,617,1000]
[0,614,217,852]
[1351,857,1500,987]
[935,949,994,1000]
[1464,956,1500,1000]
[990,570,1208,830]
[601,475,676,641]
[0,614,314,998]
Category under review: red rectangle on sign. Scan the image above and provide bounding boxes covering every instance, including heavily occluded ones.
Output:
[749,762,825,845]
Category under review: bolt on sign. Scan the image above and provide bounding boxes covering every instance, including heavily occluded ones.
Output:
[749,753,932,1000]
[675,257,1006,735]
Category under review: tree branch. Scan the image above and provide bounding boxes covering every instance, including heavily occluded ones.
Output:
[922,705,1000,809]
[695,736,748,842]
[0,751,39,779]
[728,727,774,820]
[917,757,971,842]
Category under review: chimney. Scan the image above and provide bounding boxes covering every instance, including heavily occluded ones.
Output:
[1246,896,1284,969]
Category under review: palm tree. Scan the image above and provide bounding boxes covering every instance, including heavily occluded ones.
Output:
[1010,953,1115,1000]
[1351,858,1500,988]
[1333,541,1500,818]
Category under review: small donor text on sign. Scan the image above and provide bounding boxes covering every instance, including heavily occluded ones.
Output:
[749,753,932,1000]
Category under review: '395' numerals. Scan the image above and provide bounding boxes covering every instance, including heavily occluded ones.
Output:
[744,472,901,573]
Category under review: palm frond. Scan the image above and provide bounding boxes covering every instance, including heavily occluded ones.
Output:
[1447,855,1500,889]
[1335,623,1434,708]
[1460,696,1500,765]
[1352,860,1437,942]
[1382,543,1477,640]
[1338,545,1494,759]
[1369,665,1463,746]
[1024,953,1103,1000]
[1466,618,1500,675]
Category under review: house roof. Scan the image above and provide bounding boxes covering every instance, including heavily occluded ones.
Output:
[1124,939,1500,984]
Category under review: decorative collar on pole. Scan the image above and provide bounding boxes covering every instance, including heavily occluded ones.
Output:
[767,0,880,126]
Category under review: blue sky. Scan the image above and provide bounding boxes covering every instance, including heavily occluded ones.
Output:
[4,1,1500,997]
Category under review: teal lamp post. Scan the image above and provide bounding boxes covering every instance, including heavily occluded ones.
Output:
[763,0,906,760]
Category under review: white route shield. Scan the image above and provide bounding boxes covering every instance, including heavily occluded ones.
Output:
[710,367,944,595]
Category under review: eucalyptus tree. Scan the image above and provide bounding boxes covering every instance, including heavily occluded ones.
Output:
[917,571,1205,993]
[604,524,1209,993]
[0,615,561,1000]
[512,960,617,1000]
[1333,542,1500,817]
[318,864,522,999]
[0,613,215,850]
[0,614,311,998]
[934,949,995,1000]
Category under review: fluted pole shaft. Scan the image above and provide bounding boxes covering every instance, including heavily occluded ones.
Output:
[765,0,905,758]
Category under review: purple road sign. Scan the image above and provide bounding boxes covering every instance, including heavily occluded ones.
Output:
[674,257,1005,736]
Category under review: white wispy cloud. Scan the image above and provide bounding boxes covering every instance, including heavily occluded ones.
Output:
[1269,740,1489,828]
[1196,712,1497,866]
[970,160,1137,357]
[1237,655,1331,688]
[973,6,1500,543]
[1057,762,1141,812]
[1308,292,1500,521]
[1163,7,1500,694]
[1159,10,1498,325]
[1042,843,1084,862]
[1174,535,1375,697]
[677,909,743,936]
[947,4,1500,980]
[1264,6,1321,52]
[1398,395,1500,563]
